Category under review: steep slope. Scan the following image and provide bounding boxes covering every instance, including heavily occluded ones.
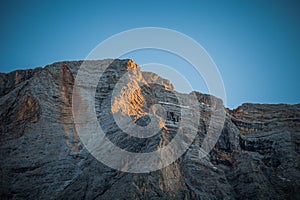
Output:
[0,59,299,199]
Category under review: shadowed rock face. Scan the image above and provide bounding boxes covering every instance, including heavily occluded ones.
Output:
[0,59,299,199]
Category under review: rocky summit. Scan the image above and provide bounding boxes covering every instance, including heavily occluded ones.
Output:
[0,59,299,199]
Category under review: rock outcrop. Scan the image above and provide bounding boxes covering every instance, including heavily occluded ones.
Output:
[0,59,299,199]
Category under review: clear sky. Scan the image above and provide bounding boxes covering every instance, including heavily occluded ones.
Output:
[1,0,300,108]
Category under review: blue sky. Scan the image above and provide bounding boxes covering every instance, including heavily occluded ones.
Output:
[1,0,299,108]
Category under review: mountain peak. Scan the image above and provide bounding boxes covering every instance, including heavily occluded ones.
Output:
[0,59,299,199]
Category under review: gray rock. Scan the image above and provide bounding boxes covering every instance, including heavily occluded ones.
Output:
[0,59,299,199]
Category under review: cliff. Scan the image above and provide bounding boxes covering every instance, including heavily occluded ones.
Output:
[0,59,299,199]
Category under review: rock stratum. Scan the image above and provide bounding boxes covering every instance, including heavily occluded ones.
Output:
[0,59,299,199]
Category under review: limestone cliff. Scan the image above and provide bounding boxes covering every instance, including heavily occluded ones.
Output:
[0,59,299,199]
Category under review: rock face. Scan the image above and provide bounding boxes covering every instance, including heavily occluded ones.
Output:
[0,59,299,199]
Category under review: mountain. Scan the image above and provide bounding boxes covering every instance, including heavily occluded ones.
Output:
[0,59,299,199]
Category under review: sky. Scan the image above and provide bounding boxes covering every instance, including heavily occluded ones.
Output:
[0,0,300,108]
